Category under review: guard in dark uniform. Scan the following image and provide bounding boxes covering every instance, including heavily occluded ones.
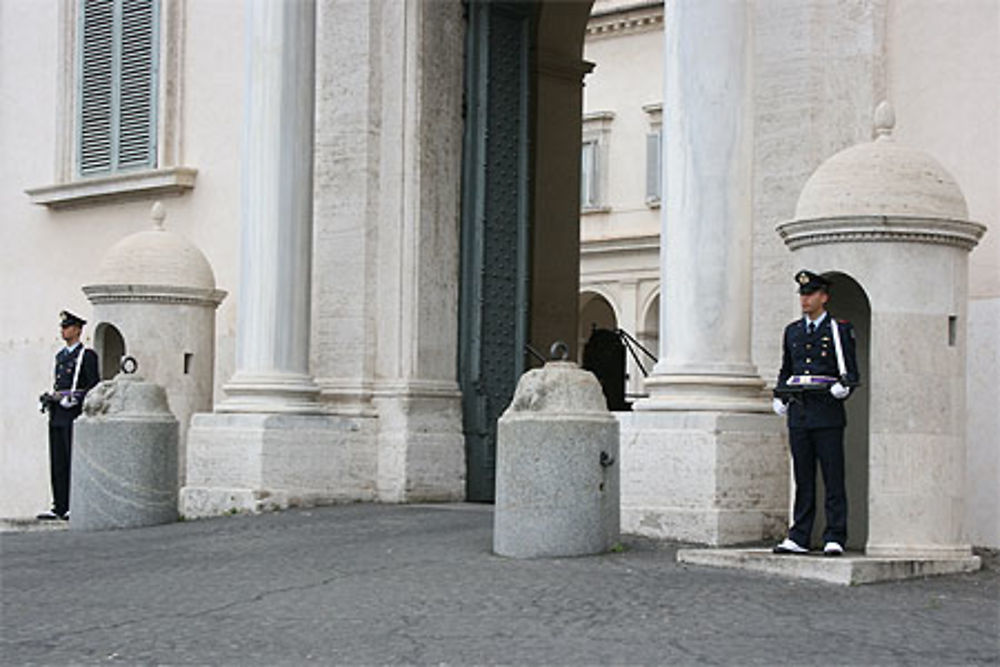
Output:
[37,311,100,520]
[772,271,859,556]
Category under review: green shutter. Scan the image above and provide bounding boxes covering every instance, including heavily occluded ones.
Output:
[79,0,115,175]
[118,0,157,169]
[646,130,661,202]
[78,0,158,177]
[580,140,595,207]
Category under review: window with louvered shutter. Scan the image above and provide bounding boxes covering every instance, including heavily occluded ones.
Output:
[645,130,661,204]
[581,140,598,209]
[78,0,158,177]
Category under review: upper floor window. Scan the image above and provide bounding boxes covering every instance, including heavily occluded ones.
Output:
[581,111,614,214]
[643,103,662,207]
[580,139,600,209]
[26,0,194,208]
[645,129,661,205]
[78,0,159,177]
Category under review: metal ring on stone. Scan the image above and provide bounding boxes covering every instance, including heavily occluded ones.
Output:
[120,355,138,374]
[549,341,570,361]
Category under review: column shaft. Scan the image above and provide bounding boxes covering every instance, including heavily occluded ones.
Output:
[639,0,765,411]
[221,0,320,412]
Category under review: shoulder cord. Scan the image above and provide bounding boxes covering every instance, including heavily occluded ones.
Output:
[829,318,847,380]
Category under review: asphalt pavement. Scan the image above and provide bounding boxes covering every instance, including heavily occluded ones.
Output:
[2,503,998,666]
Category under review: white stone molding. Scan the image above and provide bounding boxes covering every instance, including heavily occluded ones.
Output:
[27,167,197,209]
[587,2,664,39]
[777,215,987,252]
[580,233,660,257]
[641,102,662,124]
[83,284,226,307]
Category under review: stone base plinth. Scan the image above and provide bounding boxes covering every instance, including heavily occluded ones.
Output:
[180,412,378,517]
[372,384,466,503]
[677,548,982,585]
[617,411,788,545]
[73,420,179,531]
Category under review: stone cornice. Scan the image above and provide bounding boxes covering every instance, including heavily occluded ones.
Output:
[26,167,198,209]
[537,50,595,83]
[372,379,463,401]
[587,2,664,39]
[83,283,227,307]
[581,234,660,256]
[776,216,987,252]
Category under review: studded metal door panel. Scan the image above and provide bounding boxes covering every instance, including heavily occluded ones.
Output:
[459,1,534,502]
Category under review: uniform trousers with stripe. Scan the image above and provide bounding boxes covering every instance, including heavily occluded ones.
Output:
[788,426,847,548]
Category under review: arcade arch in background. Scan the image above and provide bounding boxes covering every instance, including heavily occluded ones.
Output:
[578,290,618,358]
[639,291,660,358]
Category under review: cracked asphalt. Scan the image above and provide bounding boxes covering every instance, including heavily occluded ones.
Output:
[1,503,998,666]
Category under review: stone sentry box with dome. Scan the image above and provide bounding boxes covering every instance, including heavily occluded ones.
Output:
[83,202,227,487]
[777,102,986,565]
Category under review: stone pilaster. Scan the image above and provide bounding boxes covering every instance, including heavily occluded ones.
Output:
[181,0,378,517]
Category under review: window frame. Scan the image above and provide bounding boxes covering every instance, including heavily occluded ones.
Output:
[76,0,161,177]
[643,102,662,208]
[26,0,193,209]
[580,110,614,214]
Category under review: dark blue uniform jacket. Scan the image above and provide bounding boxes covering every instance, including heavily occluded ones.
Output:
[50,345,100,425]
[776,315,859,429]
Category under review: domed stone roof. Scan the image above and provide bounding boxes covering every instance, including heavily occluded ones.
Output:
[794,102,969,221]
[95,202,217,290]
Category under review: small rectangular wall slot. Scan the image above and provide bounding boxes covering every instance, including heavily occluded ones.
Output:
[948,316,957,347]
[184,353,193,374]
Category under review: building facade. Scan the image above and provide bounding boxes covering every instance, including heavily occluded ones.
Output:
[1,0,996,549]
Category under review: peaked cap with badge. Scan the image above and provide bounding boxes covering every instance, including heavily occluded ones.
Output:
[795,269,831,295]
[60,310,87,328]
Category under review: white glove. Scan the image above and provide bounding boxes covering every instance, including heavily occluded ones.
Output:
[830,382,850,399]
[772,397,787,416]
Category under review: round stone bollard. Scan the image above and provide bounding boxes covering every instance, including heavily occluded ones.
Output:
[70,374,179,530]
[494,360,620,558]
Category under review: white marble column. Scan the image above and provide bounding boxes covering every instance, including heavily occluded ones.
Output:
[637,0,766,412]
[219,0,321,413]
[619,0,787,545]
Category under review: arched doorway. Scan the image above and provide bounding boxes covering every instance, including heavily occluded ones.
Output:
[815,272,871,551]
[578,290,617,355]
[459,0,594,501]
[93,322,126,381]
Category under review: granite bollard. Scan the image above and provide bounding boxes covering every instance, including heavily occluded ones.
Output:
[70,373,179,530]
[494,360,620,558]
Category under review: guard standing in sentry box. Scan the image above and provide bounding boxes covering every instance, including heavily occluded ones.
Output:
[772,271,860,556]
[37,311,100,520]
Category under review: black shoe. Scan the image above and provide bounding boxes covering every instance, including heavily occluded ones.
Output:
[36,510,60,520]
[59,511,70,521]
